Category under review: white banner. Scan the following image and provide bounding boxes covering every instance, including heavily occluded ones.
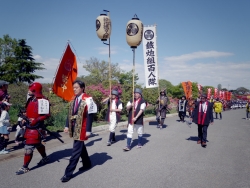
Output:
[38,99,50,114]
[143,26,159,88]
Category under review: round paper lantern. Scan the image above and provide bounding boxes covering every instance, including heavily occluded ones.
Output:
[126,15,143,48]
[96,14,111,41]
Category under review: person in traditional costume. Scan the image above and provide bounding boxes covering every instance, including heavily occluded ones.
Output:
[213,98,223,119]
[246,100,250,120]
[178,96,187,122]
[191,94,214,147]
[16,82,50,175]
[187,98,195,118]
[155,89,168,129]
[123,88,146,151]
[61,80,97,182]
[102,90,123,146]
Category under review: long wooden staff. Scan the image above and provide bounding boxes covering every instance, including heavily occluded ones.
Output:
[132,48,135,126]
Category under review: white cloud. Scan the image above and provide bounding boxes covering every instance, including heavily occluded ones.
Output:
[96,46,119,55]
[164,51,234,62]
[33,54,42,60]
[158,60,250,90]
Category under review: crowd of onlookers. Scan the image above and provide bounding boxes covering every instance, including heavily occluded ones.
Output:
[0,80,27,155]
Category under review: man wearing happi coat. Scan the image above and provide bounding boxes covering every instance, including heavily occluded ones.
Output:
[191,94,214,147]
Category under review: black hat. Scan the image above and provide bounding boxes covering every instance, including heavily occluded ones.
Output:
[111,90,119,96]
[0,80,9,87]
[134,88,142,95]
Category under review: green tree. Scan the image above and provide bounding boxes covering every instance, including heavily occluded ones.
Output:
[0,34,17,70]
[82,57,122,85]
[0,36,45,84]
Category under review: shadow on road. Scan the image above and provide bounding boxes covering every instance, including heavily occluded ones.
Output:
[186,136,199,142]
[74,152,112,177]
[186,136,209,142]
[130,133,151,149]
[29,148,73,171]
[148,121,168,129]
[86,138,102,147]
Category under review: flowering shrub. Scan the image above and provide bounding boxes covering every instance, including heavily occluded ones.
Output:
[85,83,123,121]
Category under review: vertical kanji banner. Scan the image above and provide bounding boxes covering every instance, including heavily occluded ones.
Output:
[182,81,192,99]
[219,91,223,99]
[52,44,78,101]
[207,88,212,99]
[143,25,158,88]
[197,84,202,95]
[214,88,218,99]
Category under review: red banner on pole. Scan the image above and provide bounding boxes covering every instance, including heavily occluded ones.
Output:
[52,44,78,101]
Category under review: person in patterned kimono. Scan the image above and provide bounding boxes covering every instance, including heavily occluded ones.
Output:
[155,89,168,129]
[61,80,97,183]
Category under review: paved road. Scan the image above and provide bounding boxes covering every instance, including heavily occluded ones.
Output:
[0,109,250,188]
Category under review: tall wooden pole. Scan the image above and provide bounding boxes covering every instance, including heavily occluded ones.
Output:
[132,48,135,126]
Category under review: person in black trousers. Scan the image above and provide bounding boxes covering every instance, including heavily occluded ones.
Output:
[61,80,97,182]
[191,94,214,147]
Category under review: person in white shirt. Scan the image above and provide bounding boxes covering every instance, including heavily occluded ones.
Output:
[0,101,12,154]
[123,88,146,151]
[102,90,123,146]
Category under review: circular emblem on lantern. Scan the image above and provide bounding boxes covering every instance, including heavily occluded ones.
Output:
[96,19,101,31]
[126,23,139,36]
[64,59,73,72]
[144,30,154,40]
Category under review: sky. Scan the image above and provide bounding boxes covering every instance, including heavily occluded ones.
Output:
[1,0,250,90]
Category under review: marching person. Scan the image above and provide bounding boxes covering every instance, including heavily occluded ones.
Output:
[16,82,51,175]
[123,88,146,151]
[155,89,168,129]
[178,96,187,122]
[246,100,250,120]
[191,94,214,147]
[61,80,97,183]
[213,98,223,120]
[102,89,123,146]
[0,101,12,154]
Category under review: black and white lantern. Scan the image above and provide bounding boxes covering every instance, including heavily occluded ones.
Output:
[96,14,111,41]
[126,14,143,48]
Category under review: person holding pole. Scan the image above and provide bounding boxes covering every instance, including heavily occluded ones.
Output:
[123,88,146,151]
[102,89,123,146]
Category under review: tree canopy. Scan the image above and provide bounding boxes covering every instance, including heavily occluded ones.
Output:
[0,35,44,84]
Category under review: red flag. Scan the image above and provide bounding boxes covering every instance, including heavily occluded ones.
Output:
[181,81,192,99]
[52,44,78,101]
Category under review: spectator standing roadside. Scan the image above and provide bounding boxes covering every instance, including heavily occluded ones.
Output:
[0,101,12,154]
